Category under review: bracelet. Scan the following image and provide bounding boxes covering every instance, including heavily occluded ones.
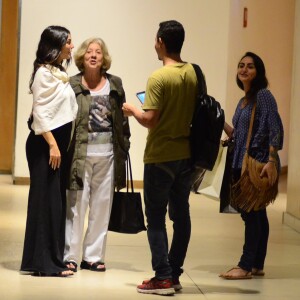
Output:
[268,160,276,164]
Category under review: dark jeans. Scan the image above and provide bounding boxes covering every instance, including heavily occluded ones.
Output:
[143,159,192,280]
[238,209,269,272]
[232,169,269,272]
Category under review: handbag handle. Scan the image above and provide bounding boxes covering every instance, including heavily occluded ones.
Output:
[126,154,135,193]
[245,102,257,152]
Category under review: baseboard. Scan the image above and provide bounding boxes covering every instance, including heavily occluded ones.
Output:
[281,165,288,175]
[132,180,144,189]
[0,170,11,174]
[13,176,144,189]
[283,211,300,233]
[13,177,30,185]
[12,167,288,187]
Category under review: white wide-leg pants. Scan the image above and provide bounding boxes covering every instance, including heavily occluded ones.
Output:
[64,154,114,263]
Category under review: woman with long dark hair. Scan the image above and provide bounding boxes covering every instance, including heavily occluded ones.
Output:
[20,25,78,277]
[220,52,283,279]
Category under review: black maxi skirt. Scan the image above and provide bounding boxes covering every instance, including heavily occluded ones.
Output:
[20,122,72,274]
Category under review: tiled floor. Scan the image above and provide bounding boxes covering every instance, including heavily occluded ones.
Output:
[0,174,300,299]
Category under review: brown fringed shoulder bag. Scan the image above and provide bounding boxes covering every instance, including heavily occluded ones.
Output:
[231,103,279,212]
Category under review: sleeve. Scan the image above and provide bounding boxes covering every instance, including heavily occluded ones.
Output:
[109,74,131,152]
[31,67,66,134]
[119,79,131,152]
[142,72,163,110]
[32,67,59,104]
[256,89,284,150]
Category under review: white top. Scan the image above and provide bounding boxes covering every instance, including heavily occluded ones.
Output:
[87,79,113,156]
[31,65,78,134]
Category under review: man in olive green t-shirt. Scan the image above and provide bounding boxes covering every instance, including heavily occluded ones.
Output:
[123,20,197,296]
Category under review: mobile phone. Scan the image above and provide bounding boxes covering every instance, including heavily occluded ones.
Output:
[136,91,145,104]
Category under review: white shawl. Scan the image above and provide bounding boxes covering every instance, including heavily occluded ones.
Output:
[31,65,78,134]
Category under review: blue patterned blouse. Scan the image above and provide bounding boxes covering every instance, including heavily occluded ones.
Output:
[232,89,284,169]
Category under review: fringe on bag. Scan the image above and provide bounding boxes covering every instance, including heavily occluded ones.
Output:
[231,155,278,212]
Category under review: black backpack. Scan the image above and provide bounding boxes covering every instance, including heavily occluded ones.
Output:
[190,64,225,171]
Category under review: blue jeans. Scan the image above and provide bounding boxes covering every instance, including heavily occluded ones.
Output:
[232,169,269,272]
[143,159,192,280]
[238,209,269,272]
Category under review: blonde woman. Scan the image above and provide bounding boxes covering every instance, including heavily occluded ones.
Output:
[64,37,130,272]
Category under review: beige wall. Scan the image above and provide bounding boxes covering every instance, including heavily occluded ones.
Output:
[226,0,294,168]
[14,0,231,180]
[284,0,300,231]
[14,0,294,184]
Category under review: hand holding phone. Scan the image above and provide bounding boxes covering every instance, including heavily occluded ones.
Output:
[136,91,145,104]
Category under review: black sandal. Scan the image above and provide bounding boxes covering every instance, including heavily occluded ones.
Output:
[80,260,106,272]
[65,261,78,272]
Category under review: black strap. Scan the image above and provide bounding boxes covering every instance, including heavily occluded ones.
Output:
[191,63,207,97]
[126,153,134,193]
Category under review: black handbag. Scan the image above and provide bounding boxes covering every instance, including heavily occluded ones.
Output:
[108,154,147,234]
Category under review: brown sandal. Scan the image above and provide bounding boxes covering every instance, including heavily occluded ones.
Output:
[219,267,252,280]
[252,268,265,276]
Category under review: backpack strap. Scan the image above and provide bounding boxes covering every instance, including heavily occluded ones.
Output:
[192,63,207,96]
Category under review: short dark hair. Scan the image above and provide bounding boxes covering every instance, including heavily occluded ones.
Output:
[29,25,71,91]
[236,51,269,100]
[156,20,185,54]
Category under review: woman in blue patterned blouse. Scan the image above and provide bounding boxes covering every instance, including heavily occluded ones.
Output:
[220,52,284,279]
